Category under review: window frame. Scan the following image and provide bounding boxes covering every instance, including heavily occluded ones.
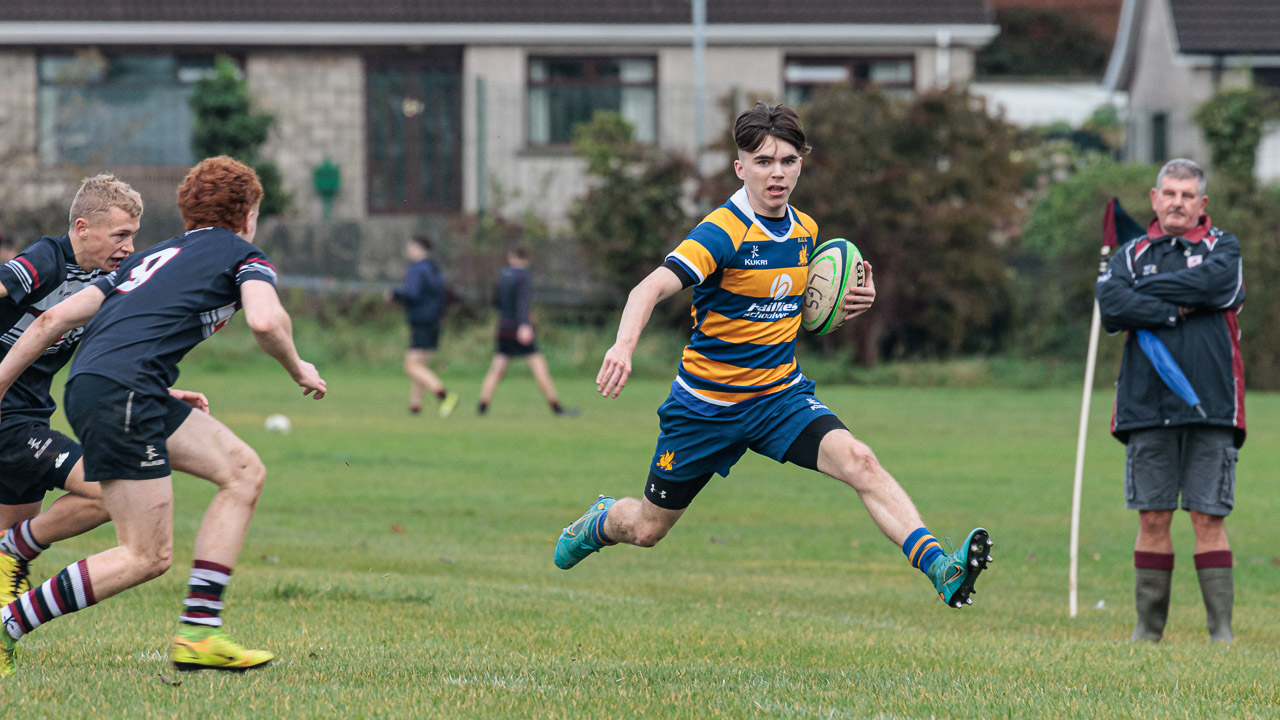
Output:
[525,54,659,148]
[783,55,916,105]
[36,47,232,169]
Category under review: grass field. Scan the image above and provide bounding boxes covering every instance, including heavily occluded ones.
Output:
[2,361,1279,719]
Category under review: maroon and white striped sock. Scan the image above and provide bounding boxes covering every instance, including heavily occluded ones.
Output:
[180,559,231,628]
[1,560,96,640]
[0,520,48,562]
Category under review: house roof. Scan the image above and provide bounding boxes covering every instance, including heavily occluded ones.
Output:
[1169,0,1280,55]
[1105,0,1280,91]
[0,1,998,48]
[0,1,990,25]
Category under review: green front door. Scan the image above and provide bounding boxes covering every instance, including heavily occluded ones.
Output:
[366,49,462,214]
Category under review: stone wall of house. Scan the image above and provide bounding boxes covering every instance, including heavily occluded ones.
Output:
[0,51,80,235]
[249,51,366,222]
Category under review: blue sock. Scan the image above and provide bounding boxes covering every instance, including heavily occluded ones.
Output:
[903,528,943,574]
[591,511,613,546]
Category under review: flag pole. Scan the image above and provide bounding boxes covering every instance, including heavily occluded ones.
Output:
[1072,197,1129,618]
[1070,294,1104,618]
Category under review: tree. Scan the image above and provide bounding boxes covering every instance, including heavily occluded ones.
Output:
[569,111,696,308]
[189,56,290,217]
[792,86,1028,365]
[1194,86,1277,198]
[976,8,1111,78]
[1012,159,1157,363]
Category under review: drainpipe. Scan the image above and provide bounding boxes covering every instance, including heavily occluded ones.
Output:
[936,29,952,89]
[692,0,707,168]
[1210,53,1225,90]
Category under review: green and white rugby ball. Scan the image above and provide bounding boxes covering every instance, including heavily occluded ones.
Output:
[801,237,865,335]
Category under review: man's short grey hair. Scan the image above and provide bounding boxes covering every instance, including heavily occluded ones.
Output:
[1156,158,1206,196]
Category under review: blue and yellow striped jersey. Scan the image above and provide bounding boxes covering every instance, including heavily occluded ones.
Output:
[664,187,818,415]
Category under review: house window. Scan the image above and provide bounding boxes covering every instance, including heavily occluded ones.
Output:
[1254,68,1280,94]
[38,50,218,167]
[527,56,656,145]
[1151,112,1168,164]
[784,57,915,105]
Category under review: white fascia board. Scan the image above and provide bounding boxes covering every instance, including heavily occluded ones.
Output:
[0,21,998,47]
[1178,53,1280,69]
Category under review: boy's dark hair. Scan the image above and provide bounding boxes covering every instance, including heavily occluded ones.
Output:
[507,244,529,261]
[733,102,811,155]
[411,235,433,253]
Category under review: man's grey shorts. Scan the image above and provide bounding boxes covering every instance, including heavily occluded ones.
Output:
[1124,426,1238,516]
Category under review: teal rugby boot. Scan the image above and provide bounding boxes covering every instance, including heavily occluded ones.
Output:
[554,495,615,570]
[926,528,993,608]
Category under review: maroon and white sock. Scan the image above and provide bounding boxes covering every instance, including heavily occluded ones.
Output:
[1,560,96,640]
[180,560,231,628]
[0,520,48,562]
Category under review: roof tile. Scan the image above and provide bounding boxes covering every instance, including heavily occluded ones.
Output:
[1170,0,1280,55]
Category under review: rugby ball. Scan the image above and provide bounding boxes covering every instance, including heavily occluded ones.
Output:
[801,238,865,335]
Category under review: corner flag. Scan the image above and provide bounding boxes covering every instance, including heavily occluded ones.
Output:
[1069,197,1145,618]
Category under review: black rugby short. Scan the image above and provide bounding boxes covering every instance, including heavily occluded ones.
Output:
[409,322,441,351]
[0,420,83,504]
[495,337,538,357]
[65,375,193,484]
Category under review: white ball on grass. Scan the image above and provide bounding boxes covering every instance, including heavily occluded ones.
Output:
[264,414,292,434]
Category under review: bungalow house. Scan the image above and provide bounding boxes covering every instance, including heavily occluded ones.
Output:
[1104,0,1280,178]
[0,2,996,233]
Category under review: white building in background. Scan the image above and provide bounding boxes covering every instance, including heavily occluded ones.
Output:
[1103,0,1280,180]
[970,81,1126,128]
[0,1,998,227]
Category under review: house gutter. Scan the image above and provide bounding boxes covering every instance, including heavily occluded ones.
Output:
[0,22,999,47]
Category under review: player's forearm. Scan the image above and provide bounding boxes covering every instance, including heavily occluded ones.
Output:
[251,311,306,379]
[0,313,70,394]
[615,269,683,351]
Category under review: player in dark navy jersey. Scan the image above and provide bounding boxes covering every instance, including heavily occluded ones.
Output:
[477,245,576,416]
[0,175,168,614]
[0,157,326,677]
[389,235,458,417]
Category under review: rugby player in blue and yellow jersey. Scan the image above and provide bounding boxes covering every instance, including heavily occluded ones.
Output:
[553,103,993,608]
[0,156,326,677]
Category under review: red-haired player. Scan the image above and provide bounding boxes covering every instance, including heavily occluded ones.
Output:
[0,156,325,676]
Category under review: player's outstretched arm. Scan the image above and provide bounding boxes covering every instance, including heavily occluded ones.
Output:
[840,261,876,323]
[597,266,684,399]
[0,285,104,404]
[241,279,327,399]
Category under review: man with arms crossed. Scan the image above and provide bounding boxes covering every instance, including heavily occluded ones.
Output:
[1097,158,1244,642]
[553,103,992,608]
[0,156,326,676]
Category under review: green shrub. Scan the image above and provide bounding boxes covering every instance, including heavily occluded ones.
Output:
[190,56,292,216]
[1011,159,1156,370]
[976,8,1111,78]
